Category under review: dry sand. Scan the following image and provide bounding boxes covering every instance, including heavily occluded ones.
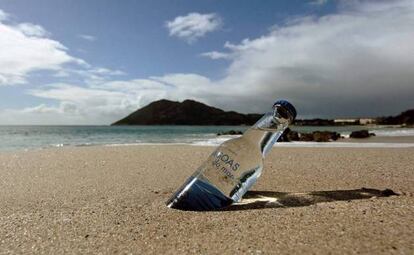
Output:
[0,145,413,254]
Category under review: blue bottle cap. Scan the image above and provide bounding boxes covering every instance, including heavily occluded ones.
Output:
[274,100,297,121]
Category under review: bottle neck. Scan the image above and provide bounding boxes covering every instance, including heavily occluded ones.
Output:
[242,112,289,157]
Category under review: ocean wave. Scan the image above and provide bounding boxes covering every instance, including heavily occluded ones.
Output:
[273,142,414,148]
[103,140,414,148]
[337,128,414,137]
[190,135,241,146]
[190,136,414,148]
[51,143,65,147]
[105,142,191,147]
[370,129,414,137]
[40,138,414,149]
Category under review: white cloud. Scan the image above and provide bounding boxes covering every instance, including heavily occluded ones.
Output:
[0,9,9,21]
[51,67,126,85]
[0,102,84,125]
[16,23,49,37]
[20,82,170,124]
[0,13,85,86]
[310,0,329,5]
[11,74,215,124]
[200,0,414,116]
[89,67,125,76]
[92,79,167,91]
[22,102,78,115]
[166,12,222,43]
[200,51,231,60]
[78,34,96,41]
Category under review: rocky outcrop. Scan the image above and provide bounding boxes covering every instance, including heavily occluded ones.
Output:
[377,109,414,125]
[294,119,335,126]
[278,128,341,142]
[112,99,262,125]
[217,130,243,136]
[349,130,376,138]
[312,131,341,142]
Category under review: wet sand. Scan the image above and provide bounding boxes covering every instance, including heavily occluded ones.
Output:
[0,145,413,254]
[343,135,414,143]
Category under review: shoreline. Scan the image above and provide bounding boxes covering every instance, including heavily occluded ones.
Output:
[1,145,413,253]
[1,125,414,152]
[0,135,414,154]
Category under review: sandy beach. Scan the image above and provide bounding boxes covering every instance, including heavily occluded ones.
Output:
[0,145,413,254]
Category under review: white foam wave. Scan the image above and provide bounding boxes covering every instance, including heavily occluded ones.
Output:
[97,132,414,149]
[190,136,414,148]
[105,140,414,148]
[190,135,240,146]
[370,129,414,137]
[105,142,190,147]
[273,142,414,148]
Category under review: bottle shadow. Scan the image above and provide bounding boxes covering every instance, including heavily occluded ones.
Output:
[224,188,398,211]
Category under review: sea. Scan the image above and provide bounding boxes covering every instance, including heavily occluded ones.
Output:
[0,125,414,152]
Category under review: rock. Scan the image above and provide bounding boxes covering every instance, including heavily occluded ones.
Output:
[287,130,300,141]
[312,131,341,142]
[350,130,374,138]
[217,130,243,136]
[278,129,341,142]
[294,119,335,126]
[299,133,314,141]
[278,128,297,142]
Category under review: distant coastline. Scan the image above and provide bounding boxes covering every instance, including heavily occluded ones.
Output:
[111,99,414,127]
[0,100,412,152]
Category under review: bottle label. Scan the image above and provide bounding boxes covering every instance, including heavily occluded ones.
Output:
[210,150,240,181]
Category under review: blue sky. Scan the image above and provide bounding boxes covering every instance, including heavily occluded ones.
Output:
[0,0,413,124]
[0,0,335,78]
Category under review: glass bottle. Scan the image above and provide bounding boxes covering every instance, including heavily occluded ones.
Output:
[166,100,296,211]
